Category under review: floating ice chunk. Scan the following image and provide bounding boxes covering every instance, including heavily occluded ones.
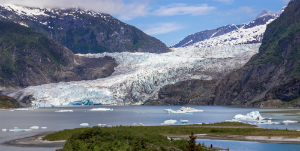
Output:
[225,119,242,122]
[162,119,177,125]
[165,109,187,114]
[2,129,7,131]
[41,127,47,129]
[55,110,73,112]
[283,120,297,123]
[89,108,113,111]
[180,120,189,124]
[8,127,32,132]
[30,126,39,129]
[256,120,280,125]
[180,107,203,112]
[80,123,89,126]
[234,111,263,121]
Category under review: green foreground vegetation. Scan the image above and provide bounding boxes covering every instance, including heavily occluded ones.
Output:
[44,122,300,151]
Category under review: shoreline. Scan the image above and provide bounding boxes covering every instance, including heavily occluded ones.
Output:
[165,134,300,144]
[4,131,300,148]
[2,132,65,147]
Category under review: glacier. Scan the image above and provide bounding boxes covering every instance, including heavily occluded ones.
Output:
[8,44,260,106]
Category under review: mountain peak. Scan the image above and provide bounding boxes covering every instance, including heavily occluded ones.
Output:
[256,10,273,19]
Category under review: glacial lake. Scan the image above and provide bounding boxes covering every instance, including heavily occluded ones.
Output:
[1,106,300,151]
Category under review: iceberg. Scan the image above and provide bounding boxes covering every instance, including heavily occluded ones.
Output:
[80,123,89,126]
[162,119,177,125]
[234,111,264,121]
[165,109,187,114]
[2,129,7,131]
[180,107,203,112]
[256,120,280,125]
[9,127,32,132]
[89,108,113,111]
[225,119,242,122]
[180,120,189,124]
[30,126,39,129]
[55,110,73,112]
[283,120,298,123]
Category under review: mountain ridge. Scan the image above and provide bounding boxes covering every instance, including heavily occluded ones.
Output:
[171,7,286,48]
[0,4,170,54]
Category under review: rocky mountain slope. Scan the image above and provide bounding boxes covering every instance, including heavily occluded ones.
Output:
[7,44,260,106]
[0,20,117,90]
[0,95,22,109]
[0,4,170,54]
[151,0,300,108]
[171,7,286,48]
[201,0,300,107]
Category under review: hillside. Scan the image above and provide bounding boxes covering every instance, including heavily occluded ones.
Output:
[0,95,22,109]
[0,20,117,90]
[0,4,170,54]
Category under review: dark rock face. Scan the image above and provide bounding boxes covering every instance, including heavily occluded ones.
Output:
[146,79,218,105]
[0,95,22,108]
[0,5,170,54]
[189,0,300,107]
[0,20,117,90]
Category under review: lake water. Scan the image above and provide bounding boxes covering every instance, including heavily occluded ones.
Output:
[1,106,300,151]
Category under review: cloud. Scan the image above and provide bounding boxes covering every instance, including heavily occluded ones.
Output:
[0,0,149,20]
[153,3,216,16]
[213,0,234,4]
[144,23,183,35]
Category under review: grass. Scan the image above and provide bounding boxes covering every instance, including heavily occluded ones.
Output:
[43,122,300,150]
[43,122,300,142]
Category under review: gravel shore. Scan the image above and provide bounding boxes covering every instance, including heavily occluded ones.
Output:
[2,132,65,147]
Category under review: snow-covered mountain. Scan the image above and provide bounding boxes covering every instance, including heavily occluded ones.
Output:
[0,4,170,54]
[8,44,260,106]
[171,7,286,48]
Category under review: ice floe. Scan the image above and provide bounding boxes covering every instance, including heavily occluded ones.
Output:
[161,119,177,125]
[30,126,39,129]
[234,111,264,121]
[180,120,189,124]
[180,107,203,112]
[283,120,298,123]
[165,109,187,114]
[80,123,89,126]
[89,108,113,111]
[55,110,73,112]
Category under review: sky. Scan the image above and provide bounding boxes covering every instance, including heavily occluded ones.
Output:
[0,0,290,46]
